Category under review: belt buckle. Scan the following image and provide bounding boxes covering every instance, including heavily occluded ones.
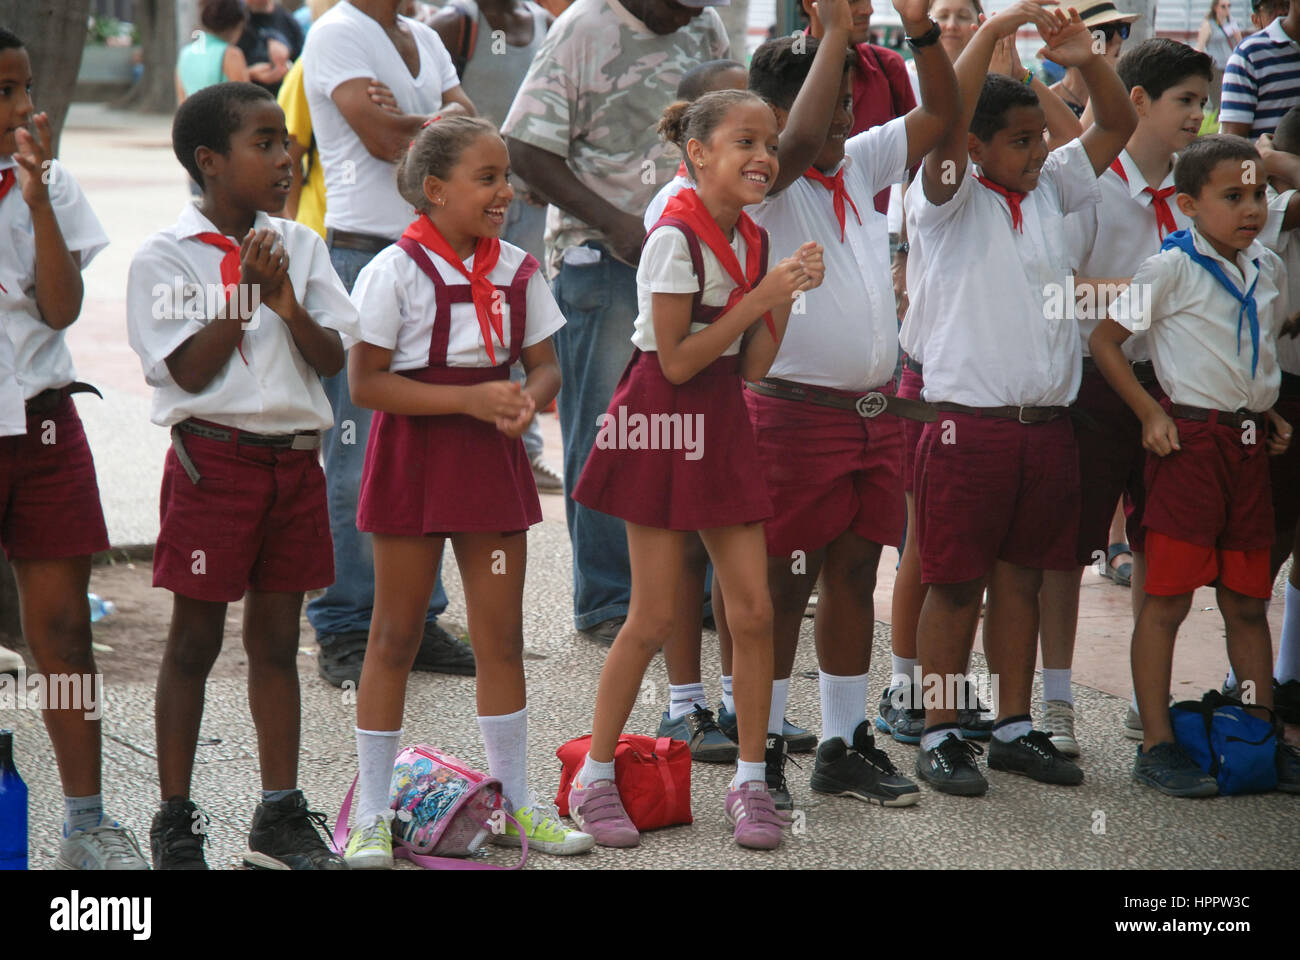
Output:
[290,434,318,451]
[1017,406,1033,424]
[855,391,887,418]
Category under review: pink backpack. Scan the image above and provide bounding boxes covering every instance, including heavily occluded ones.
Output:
[332,744,527,870]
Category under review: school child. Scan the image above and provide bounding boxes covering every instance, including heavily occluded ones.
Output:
[739,0,958,810]
[901,3,1136,796]
[568,90,825,850]
[342,116,593,867]
[1041,38,1212,754]
[1093,134,1300,795]
[126,82,356,869]
[0,27,149,870]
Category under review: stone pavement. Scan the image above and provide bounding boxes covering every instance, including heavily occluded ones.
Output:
[6,105,1296,870]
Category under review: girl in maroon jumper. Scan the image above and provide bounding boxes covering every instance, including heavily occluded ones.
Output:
[568,90,825,851]
[345,117,592,865]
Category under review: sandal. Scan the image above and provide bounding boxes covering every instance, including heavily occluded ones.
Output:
[1104,542,1133,588]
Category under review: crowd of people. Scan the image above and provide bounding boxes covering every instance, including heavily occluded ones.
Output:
[1,0,1299,871]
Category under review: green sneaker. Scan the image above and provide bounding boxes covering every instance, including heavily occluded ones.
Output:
[492,793,595,856]
[343,816,394,870]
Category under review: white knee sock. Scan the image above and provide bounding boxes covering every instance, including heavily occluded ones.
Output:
[1278,582,1300,683]
[578,754,616,787]
[891,655,917,691]
[355,727,401,827]
[668,682,708,719]
[478,706,529,813]
[720,675,734,713]
[819,670,869,744]
[768,677,790,735]
[1042,667,1072,704]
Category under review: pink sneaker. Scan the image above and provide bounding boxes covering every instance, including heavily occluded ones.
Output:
[568,779,640,848]
[725,781,785,850]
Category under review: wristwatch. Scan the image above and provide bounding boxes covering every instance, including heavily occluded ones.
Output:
[906,20,942,49]
[895,241,910,256]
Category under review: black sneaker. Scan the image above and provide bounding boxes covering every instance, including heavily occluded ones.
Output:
[150,798,210,870]
[1274,678,1300,726]
[957,680,994,740]
[1133,741,1218,797]
[578,616,625,645]
[811,721,921,806]
[876,684,925,744]
[914,733,988,796]
[987,730,1084,785]
[243,791,347,870]
[316,631,368,688]
[1276,740,1300,794]
[413,621,475,676]
[765,734,794,810]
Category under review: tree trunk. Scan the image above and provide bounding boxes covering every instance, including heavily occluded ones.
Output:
[0,0,93,154]
[117,0,177,113]
[717,0,750,63]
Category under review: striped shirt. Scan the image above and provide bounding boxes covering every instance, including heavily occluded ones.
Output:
[1220,17,1300,137]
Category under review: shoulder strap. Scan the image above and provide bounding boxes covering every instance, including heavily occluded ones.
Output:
[647,217,706,313]
[506,253,541,365]
[397,236,456,366]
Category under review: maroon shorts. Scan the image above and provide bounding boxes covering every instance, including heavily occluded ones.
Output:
[897,364,924,495]
[1072,368,1165,564]
[915,411,1080,584]
[1142,409,1274,554]
[154,424,334,602]
[1269,385,1300,535]
[745,387,904,557]
[0,396,109,561]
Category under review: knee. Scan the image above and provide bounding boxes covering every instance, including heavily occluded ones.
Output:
[1217,588,1267,627]
[27,610,94,673]
[1139,593,1192,630]
[722,593,773,643]
[822,550,879,594]
[167,631,223,677]
[929,579,983,611]
[618,614,671,655]
[364,622,422,671]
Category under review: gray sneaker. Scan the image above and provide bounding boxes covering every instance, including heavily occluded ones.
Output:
[657,706,737,764]
[1042,700,1080,757]
[0,644,22,675]
[56,821,150,870]
[1133,742,1218,798]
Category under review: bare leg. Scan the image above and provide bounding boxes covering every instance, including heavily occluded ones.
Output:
[451,531,528,716]
[1133,592,1192,749]
[241,591,306,791]
[155,595,227,800]
[983,561,1044,721]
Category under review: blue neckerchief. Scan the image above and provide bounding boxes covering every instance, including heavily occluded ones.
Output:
[1161,229,1260,378]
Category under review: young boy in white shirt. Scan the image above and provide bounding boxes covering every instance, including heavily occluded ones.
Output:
[127,81,359,867]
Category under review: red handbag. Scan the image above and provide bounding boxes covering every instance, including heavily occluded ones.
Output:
[555,734,693,830]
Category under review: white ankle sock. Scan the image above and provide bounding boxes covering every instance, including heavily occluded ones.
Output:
[920,724,961,752]
[578,753,616,787]
[1130,691,1140,714]
[668,682,707,719]
[890,655,917,690]
[1042,668,1072,704]
[819,670,869,744]
[355,727,401,826]
[720,675,734,713]
[1278,582,1300,683]
[731,760,765,789]
[478,706,529,812]
[768,677,790,735]
[63,794,103,835]
[993,716,1033,742]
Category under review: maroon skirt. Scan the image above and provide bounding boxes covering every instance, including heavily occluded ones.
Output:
[573,350,772,531]
[357,365,541,536]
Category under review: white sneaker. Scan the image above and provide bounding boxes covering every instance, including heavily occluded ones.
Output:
[55,821,151,870]
[1042,700,1080,757]
[530,455,563,494]
[0,644,22,675]
[1123,705,1144,740]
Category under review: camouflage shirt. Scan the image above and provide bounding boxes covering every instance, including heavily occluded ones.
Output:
[501,0,729,278]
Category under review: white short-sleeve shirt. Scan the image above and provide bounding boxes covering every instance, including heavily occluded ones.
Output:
[753,116,908,391]
[900,138,1101,407]
[303,1,460,239]
[0,158,109,398]
[1260,186,1300,376]
[1063,150,1190,361]
[0,331,24,437]
[1109,226,1286,412]
[632,219,766,356]
[349,238,565,369]
[126,205,361,432]
[643,174,694,232]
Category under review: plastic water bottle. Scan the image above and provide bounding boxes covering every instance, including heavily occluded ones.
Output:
[88,593,116,623]
[0,730,27,870]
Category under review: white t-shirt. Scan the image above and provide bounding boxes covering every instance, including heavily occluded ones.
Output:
[753,117,908,391]
[1259,186,1300,376]
[901,138,1101,407]
[1109,225,1286,412]
[303,1,460,239]
[643,174,694,232]
[127,205,361,432]
[632,221,766,356]
[0,158,109,398]
[0,331,23,437]
[348,239,565,368]
[1064,149,1190,361]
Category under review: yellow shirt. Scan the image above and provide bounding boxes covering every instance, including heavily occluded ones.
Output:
[277,60,327,239]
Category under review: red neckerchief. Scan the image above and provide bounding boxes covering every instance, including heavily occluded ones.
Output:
[402,212,506,364]
[975,175,1026,233]
[676,161,687,178]
[1109,158,1178,241]
[0,169,14,293]
[659,187,775,339]
[192,230,249,365]
[804,166,862,242]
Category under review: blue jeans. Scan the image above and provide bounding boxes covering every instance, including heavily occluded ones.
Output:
[306,244,447,643]
[551,244,637,629]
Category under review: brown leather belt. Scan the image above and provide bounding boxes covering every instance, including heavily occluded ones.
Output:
[170,419,321,484]
[25,381,102,416]
[1081,356,1158,385]
[325,228,394,254]
[746,377,937,422]
[931,402,1069,424]
[1168,404,1264,429]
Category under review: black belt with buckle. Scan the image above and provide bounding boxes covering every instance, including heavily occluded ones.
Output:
[325,228,395,254]
[25,381,103,416]
[746,377,937,422]
[170,419,321,484]
[1081,356,1157,385]
[931,401,1068,424]
[1168,404,1263,430]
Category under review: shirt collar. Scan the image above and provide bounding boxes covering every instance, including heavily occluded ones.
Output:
[173,202,274,242]
[1265,16,1299,48]
[1113,148,1175,200]
[1189,223,1263,287]
[0,155,15,172]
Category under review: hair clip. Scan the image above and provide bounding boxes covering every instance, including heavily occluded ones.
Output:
[421,114,443,129]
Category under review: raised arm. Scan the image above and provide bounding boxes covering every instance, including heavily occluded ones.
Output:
[14,119,83,331]
[897,0,959,170]
[989,33,1083,149]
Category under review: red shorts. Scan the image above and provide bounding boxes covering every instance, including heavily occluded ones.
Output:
[1269,387,1300,535]
[154,424,334,602]
[745,387,904,557]
[896,364,924,495]
[1072,369,1165,564]
[0,396,109,561]
[915,411,1080,584]
[1143,530,1271,599]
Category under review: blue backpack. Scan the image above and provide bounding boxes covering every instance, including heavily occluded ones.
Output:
[1170,691,1278,795]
